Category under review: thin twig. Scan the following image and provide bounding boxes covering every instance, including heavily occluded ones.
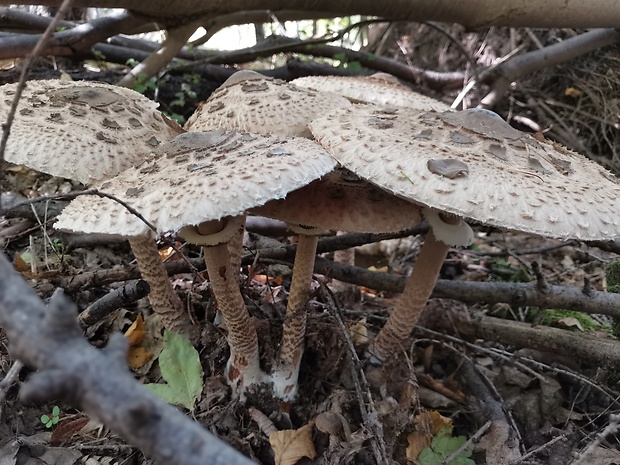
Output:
[572,414,620,465]
[442,420,491,465]
[320,283,389,465]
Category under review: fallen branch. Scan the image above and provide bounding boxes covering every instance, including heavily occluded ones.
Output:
[0,9,147,59]
[480,29,620,107]
[0,253,255,465]
[425,309,620,369]
[30,232,620,317]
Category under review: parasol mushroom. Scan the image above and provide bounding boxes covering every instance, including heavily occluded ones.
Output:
[0,79,193,336]
[291,74,451,110]
[309,104,620,362]
[56,130,336,395]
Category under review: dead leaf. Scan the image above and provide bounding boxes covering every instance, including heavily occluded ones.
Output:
[128,346,153,369]
[13,253,29,272]
[269,422,317,465]
[349,318,369,347]
[406,411,452,461]
[125,315,146,346]
[478,419,521,464]
[50,416,90,446]
[556,317,584,331]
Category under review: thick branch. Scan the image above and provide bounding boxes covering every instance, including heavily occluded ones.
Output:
[0,10,148,59]
[481,29,620,107]
[425,308,620,369]
[1,0,620,28]
[0,253,255,465]
[312,257,620,319]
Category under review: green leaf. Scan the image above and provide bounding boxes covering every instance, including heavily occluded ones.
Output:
[347,61,362,71]
[41,415,51,424]
[52,406,60,418]
[144,330,203,411]
[419,427,475,465]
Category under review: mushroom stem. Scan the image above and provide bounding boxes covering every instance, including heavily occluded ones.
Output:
[127,235,195,338]
[227,219,246,281]
[369,211,472,364]
[368,231,448,363]
[203,242,262,390]
[271,234,319,399]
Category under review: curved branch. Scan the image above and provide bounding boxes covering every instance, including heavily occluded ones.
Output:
[480,28,620,108]
[0,253,255,465]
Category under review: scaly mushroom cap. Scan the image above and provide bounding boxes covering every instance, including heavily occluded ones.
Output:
[184,70,351,137]
[291,75,450,111]
[251,167,422,232]
[310,105,620,241]
[0,79,184,184]
[56,130,336,236]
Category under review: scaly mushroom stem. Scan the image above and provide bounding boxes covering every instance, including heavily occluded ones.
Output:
[127,235,195,338]
[368,230,449,363]
[369,209,473,363]
[227,218,246,281]
[273,233,319,399]
[203,242,261,389]
[180,216,263,395]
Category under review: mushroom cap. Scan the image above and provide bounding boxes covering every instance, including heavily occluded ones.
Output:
[55,130,337,236]
[184,70,351,137]
[291,75,450,111]
[309,105,620,241]
[251,167,422,233]
[0,79,184,184]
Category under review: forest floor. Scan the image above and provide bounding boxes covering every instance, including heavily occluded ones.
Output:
[1,164,620,465]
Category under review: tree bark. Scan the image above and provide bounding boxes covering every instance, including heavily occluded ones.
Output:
[2,0,620,28]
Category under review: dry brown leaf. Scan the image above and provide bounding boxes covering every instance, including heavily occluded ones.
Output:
[406,411,452,461]
[13,253,29,272]
[125,315,146,346]
[269,422,316,465]
[349,317,369,347]
[128,346,153,369]
[556,317,584,331]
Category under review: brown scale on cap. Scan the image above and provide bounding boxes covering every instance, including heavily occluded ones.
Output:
[184,70,351,138]
[292,74,451,111]
[310,104,620,363]
[0,80,183,184]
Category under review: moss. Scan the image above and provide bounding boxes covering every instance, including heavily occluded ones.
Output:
[606,261,620,288]
[531,308,607,333]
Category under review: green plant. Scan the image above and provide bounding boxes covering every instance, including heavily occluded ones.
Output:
[41,406,60,428]
[606,260,620,293]
[144,330,203,411]
[418,426,475,465]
